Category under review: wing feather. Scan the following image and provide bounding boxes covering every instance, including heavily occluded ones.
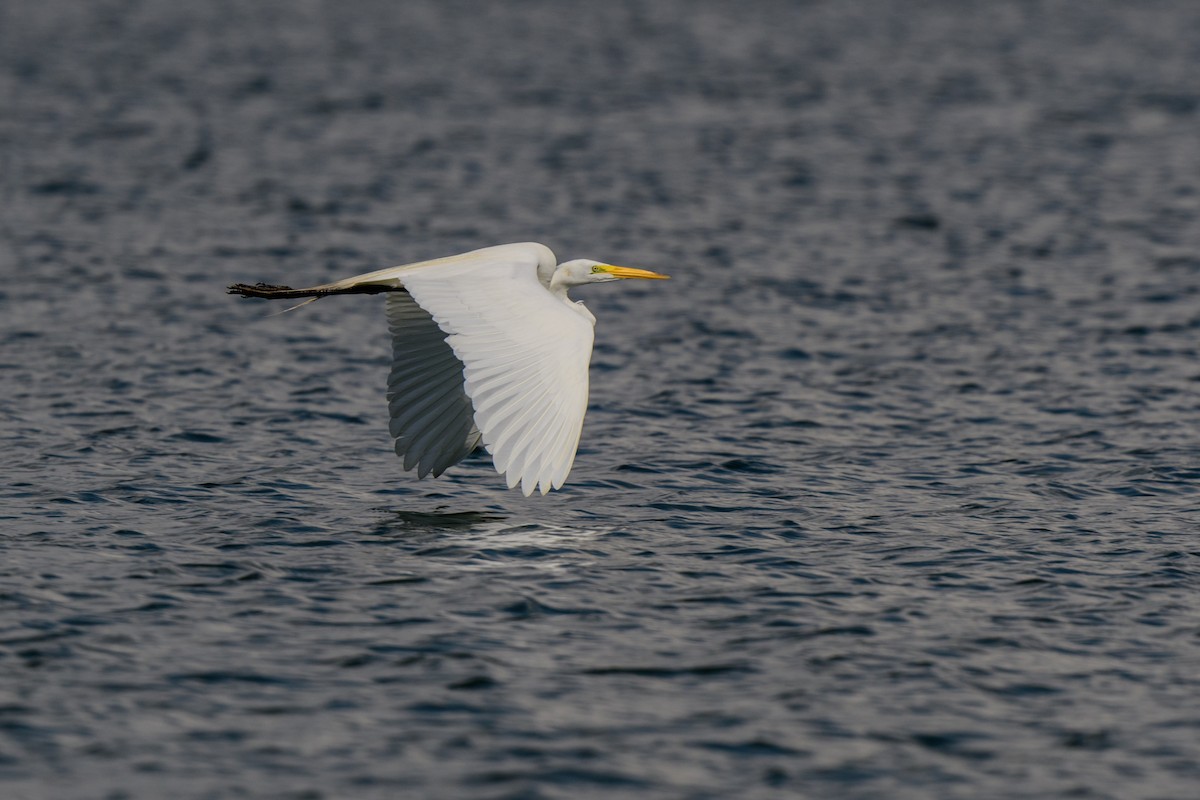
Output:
[389,368,471,430]
[400,254,594,495]
[384,292,478,478]
[408,401,474,477]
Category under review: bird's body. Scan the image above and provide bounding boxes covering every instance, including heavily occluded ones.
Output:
[229,243,668,496]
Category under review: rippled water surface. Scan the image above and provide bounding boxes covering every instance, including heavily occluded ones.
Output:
[4,1,1200,798]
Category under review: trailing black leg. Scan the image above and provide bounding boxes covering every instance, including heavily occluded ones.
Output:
[227,282,405,300]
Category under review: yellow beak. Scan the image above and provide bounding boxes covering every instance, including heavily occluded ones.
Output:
[599,265,671,280]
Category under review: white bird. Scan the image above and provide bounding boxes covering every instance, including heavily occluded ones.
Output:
[229,242,670,496]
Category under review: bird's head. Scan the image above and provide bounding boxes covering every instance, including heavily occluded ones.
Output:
[553,260,671,289]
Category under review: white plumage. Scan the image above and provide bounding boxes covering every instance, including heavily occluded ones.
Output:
[229,242,669,495]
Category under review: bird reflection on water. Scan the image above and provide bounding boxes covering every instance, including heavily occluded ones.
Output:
[367,508,611,572]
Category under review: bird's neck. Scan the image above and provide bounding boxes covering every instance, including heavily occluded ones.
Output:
[548,280,596,323]
[549,271,576,301]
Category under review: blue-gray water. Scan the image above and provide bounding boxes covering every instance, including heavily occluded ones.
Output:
[3,1,1200,798]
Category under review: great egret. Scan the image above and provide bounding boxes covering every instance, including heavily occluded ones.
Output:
[229,242,669,496]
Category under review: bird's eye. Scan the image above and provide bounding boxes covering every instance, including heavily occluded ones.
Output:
[590,266,603,273]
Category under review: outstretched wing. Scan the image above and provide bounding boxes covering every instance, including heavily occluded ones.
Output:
[400,256,595,496]
[385,292,481,478]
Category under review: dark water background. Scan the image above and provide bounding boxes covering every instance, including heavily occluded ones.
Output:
[4,1,1200,798]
